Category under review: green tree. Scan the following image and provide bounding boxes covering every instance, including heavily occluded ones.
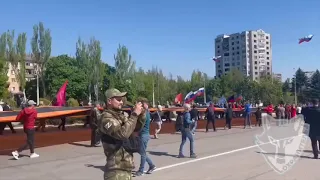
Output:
[31,22,52,98]
[88,37,103,102]
[16,33,27,98]
[113,45,136,102]
[0,32,8,98]
[307,70,320,101]
[45,55,88,100]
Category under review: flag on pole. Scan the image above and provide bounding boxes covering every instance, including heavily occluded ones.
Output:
[298,34,313,44]
[174,93,183,104]
[212,56,221,62]
[54,80,68,106]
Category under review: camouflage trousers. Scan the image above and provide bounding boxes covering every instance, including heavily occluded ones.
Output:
[104,170,132,180]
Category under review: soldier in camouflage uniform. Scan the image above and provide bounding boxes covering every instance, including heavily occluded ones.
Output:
[99,88,143,180]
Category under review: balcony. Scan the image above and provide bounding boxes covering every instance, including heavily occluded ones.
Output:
[26,74,35,78]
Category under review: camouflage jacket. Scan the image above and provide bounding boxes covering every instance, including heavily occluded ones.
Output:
[99,108,139,172]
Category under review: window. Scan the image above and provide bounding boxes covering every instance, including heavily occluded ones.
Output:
[254,35,256,38]
[254,45,257,49]
[254,40,257,43]
[266,41,269,44]
[254,61,258,64]
[267,57,269,60]
[254,50,257,53]
[255,66,257,70]
[232,63,235,66]
[267,62,270,65]
[255,72,258,75]
[237,62,240,65]
[11,78,16,82]
[225,63,230,67]
[267,52,269,55]
[266,36,269,39]
[224,53,229,56]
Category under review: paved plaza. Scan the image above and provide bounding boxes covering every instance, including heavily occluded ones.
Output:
[0,124,319,180]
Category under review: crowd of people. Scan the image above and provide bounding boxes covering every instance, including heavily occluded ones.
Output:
[3,92,320,180]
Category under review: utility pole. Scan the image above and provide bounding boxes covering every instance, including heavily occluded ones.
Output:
[152,78,155,107]
[36,64,40,106]
[293,68,297,105]
[203,75,206,104]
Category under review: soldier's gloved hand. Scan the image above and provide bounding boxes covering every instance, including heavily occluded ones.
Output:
[133,102,143,115]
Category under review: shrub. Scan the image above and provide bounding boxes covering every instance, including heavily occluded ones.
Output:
[39,98,51,105]
[67,98,79,107]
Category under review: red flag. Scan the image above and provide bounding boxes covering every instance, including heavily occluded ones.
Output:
[174,93,183,104]
[55,80,68,106]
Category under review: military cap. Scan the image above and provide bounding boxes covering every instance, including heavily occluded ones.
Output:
[105,88,127,99]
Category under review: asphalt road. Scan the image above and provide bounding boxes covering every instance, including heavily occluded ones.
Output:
[0,120,319,180]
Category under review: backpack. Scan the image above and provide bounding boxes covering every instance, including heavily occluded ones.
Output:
[122,134,140,153]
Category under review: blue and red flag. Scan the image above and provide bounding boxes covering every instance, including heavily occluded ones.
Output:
[299,34,313,44]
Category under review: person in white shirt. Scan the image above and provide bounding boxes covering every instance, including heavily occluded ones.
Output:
[297,105,302,114]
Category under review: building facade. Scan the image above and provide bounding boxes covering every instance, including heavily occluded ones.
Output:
[214,29,272,81]
[272,73,282,82]
[7,56,37,94]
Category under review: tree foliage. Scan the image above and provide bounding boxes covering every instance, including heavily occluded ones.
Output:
[45,55,87,100]
[31,22,52,97]
[0,32,8,98]
[2,22,320,107]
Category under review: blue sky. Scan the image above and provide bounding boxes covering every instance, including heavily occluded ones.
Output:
[1,0,319,81]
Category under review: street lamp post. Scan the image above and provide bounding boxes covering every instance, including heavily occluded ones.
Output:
[294,75,297,105]
[293,68,297,105]
[36,64,39,106]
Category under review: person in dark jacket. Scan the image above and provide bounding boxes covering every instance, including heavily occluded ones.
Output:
[0,102,16,135]
[178,103,197,158]
[303,99,320,159]
[90,102,102,147]
[190,104,200,134]
[11,100,39,160]
[255,107,262,127]
[225,103,233,129]
[175,103,183,132]
[205,102,216,132]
